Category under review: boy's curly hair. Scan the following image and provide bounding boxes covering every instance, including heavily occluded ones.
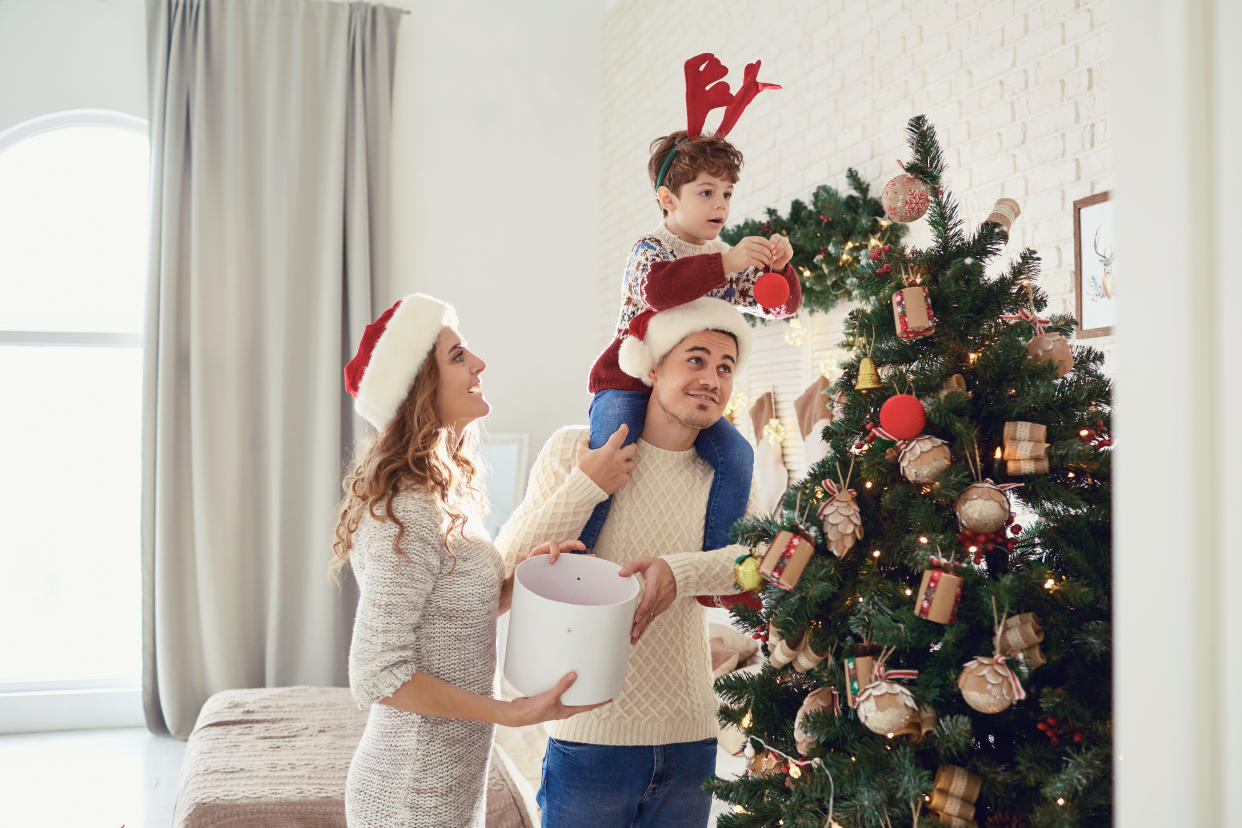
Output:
[647,130,744,216]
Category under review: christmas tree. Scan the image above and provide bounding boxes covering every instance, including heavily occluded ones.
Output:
[709,116,1113,827]
[721,170,909,319]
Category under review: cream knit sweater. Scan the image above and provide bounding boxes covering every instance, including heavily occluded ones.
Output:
[494,425,759,746]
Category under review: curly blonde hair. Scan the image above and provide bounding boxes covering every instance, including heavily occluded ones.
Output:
[330,350,486,579]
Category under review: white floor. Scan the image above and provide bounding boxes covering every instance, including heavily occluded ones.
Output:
[0,727,186,828]
[1,726,743,827]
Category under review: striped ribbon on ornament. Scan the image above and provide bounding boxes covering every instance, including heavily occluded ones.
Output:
[1002,307,1051,335]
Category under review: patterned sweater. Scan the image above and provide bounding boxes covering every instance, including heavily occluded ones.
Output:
[588,222,802,393]
[345,488,506,828]
[494,426,760,746]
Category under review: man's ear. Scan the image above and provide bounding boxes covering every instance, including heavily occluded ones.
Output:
[646,364,659,386]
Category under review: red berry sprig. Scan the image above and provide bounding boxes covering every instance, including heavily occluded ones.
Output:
[1035,716,1083,747]
[957,521,1021,564]
[1079,419,1112,448]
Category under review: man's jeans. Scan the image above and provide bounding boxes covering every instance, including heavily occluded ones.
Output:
[537,737,717,827]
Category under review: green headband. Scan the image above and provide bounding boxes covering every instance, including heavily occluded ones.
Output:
[654,138,692,191]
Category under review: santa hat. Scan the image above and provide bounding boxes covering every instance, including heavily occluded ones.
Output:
[344,293,458,429]
[618,296,751,386]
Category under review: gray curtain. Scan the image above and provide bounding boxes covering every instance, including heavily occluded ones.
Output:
[142,0,402,738]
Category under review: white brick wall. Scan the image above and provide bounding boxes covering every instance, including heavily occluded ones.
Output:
[598,0,1112,480]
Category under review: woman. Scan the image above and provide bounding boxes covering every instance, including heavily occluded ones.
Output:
[332,293,604,827]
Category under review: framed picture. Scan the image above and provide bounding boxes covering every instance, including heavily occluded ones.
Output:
[478,432,529,537]
[1073,191,1115,338]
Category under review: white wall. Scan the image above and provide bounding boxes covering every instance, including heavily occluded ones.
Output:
[0,0,147,132]
[598,0,1112,478]
[384,0,603,456]
[0,0,603,463]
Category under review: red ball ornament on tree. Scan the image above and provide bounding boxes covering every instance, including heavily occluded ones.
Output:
[753,272,790,310]
[879,394,926,440]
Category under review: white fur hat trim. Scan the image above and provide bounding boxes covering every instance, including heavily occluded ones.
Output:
[354,293,458,429]
[618,296,751,386]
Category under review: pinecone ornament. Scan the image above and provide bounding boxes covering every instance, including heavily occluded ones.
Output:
[898,435,952,483]
[818,480,863,558]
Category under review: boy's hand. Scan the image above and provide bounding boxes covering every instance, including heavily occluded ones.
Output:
[769,234,794,271]
[723,236,772,274]
[577,424,638,494]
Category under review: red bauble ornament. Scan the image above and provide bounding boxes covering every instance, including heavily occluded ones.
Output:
[754,272,790,309]
[879,394,926,440]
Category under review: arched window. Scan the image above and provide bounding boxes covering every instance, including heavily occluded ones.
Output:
[0,110,148,731]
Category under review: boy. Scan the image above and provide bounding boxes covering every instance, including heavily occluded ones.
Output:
[581,128,801,553]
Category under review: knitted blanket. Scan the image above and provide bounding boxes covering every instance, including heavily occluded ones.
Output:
[173,686,535,827]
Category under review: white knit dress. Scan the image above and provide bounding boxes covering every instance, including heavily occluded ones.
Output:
[345,488,505,827]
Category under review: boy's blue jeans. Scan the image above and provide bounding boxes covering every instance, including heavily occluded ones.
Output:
[537,737,717,827]
[579,388,753,551]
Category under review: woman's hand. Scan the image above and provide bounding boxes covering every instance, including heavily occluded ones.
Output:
[499,539,588,613]
[505,671,610,727]
[577,424,638,495]
[617,557,677,644]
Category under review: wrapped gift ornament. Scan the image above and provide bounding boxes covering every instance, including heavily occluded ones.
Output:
[1003,421,1047,444]
[759,530,814,591]
[1028,332,1074,377]
[792,635,833,673]
[892,286,935,340]
[985,197,1022,233]
[914,558,964,624]
[929,765,982,827]
[999,612,1046,669]
[843,654,876,708]
[895,704,939,743]
[958,654,1026,713]
[1003,440,1048,461]
[881,172,932,222]
[898,434,952,483]
[856,663,920,735]
[504,555,641,705]
[793,687,841,754]
[767,624,805,669]
[818,478,862,558]
[938,373,971,401]
[955,481,1013,534]
[1007,456,1050,475]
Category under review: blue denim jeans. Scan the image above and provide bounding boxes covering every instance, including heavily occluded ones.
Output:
[578,388,754,552]
[537,737,717,827]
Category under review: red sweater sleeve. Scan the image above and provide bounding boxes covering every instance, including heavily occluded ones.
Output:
[640,253,728,310]
[778,263,802,317]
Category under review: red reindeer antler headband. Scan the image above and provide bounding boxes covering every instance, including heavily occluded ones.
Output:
[655,53,781,190]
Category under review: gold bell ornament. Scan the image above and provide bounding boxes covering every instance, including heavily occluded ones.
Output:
[855,357,882,391]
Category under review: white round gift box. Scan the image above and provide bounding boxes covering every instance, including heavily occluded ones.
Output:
[503,554,641,706]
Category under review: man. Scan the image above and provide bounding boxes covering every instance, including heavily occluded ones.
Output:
[495,296,760,827]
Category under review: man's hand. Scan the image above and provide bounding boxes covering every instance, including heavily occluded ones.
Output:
[500,539,588,613]
[577,424,638,495]
[617,557,677,644]
[768,234,794,271]
[722,236,773,274]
